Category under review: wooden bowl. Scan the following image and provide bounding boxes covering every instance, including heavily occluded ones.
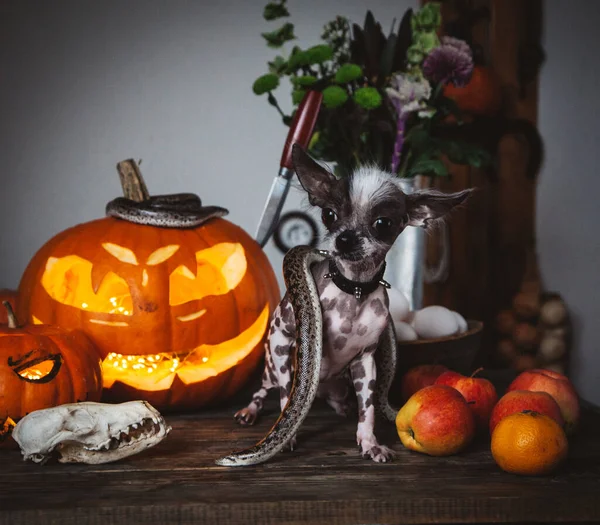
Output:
[389,320,484,405]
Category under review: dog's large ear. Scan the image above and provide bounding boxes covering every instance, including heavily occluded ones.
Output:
[292,144,337,206]
[405,188,473,227]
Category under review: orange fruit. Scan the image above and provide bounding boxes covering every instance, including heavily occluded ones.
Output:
[491,410,568,475]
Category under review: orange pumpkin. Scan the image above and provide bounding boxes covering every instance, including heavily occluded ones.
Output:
[444,65,502,116]
[0,289,17,325]
[17,163,280,412]
[0,302,103,446]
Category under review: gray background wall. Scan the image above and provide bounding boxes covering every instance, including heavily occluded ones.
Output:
[1,1,599,403]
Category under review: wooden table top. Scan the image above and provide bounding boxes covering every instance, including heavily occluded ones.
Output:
[1,393,599,525]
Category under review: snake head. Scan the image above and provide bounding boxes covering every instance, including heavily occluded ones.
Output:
[214,455,242,467]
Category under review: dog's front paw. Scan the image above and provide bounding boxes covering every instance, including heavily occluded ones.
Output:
[234,407,257,426]
[359,439,395,463]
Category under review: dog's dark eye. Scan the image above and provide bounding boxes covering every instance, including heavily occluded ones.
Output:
[321,208,338,228]
[372,217,392,234]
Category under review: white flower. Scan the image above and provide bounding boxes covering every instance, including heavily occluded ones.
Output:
[386,74,432,115]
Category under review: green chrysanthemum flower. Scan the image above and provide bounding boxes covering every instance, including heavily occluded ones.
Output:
[306,44,333,64]
[334,64,362,83]
[252,74,279,95]
[412,2,442,32]
[353,87,382,109]
[291,75,318,87]
[416,31,440,54]
[287,50,310,72]
[322,85,348,108]
[407,45,425,65]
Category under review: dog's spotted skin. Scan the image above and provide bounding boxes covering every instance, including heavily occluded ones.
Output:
[235,259,393,462]
[233,146,471,464]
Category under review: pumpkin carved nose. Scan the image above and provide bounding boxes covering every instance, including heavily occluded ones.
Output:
[335,231,359,253]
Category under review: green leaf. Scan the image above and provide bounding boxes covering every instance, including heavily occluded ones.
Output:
[306,44,334,64]
[435,95,464,122]
[261,23,295,48]
[465,148,492,168]
[436,140,492,168]
[353,87,382,109]
[268,56,288,76]
[291,89,306,105]
[263,1,289,21]
[404,126,431,151]
[322,85,349,108]
[334,64,362,83]
[291,75,318,86]
[407,157,448,177]
[252,73,280,95]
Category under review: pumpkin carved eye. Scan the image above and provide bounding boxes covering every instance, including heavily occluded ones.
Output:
[41,256,134,316]
[8,351,63,383]
[169,243,247,306]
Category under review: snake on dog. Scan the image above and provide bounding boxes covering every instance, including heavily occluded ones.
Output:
[215,245,398,467]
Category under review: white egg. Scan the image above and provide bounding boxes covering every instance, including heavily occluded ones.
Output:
[387,287,410,322]
[452,311,468,333]
[404,310,416,324]
[412,306,460,339]
[393,320,418,342]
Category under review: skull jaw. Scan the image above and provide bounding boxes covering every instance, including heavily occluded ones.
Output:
[14,401,171,465]
[55,426,171,464]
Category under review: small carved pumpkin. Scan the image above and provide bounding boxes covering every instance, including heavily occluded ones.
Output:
[0,302,103,446]
[17,161,280,411]
[444,65,502,116]
[0,289,17,325]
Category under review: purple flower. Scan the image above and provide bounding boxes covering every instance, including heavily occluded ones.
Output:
[422,44,474,87]
[440,36,472,56]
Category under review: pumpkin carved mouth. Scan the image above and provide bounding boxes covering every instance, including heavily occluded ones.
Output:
[101,304,270,392]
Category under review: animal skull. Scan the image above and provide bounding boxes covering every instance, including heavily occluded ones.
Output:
[12,400,171,464]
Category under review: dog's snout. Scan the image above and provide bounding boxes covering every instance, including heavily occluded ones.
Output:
[335,231,359,253]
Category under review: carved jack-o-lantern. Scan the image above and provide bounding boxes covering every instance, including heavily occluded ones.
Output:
[17,161,280,411]
[0,302,103,446]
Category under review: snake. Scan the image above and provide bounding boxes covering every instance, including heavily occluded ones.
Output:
[215,245,398,467]
[106,193,229,228]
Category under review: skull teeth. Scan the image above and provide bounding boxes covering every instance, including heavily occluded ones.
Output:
[80,417,167,453]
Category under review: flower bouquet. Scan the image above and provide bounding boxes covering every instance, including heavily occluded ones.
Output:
[252,1,491,178]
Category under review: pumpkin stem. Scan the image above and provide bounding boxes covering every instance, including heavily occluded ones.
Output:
[116,159,150,202]
[2,301,19,329]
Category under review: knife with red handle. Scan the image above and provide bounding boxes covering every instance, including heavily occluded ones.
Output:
[255,90,323,247]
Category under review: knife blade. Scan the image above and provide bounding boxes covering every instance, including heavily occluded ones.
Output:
[255,90,323,247]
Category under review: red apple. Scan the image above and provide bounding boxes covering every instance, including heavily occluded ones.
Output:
[434,368,498,430]
[400,364,449,402]
[507,369,580,434]
[395,385,475,456]
[489,390,564,434]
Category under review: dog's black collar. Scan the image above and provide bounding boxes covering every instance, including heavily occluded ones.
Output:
[325,258,390,300]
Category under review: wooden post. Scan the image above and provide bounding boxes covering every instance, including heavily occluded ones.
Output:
[421,0,543,367]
